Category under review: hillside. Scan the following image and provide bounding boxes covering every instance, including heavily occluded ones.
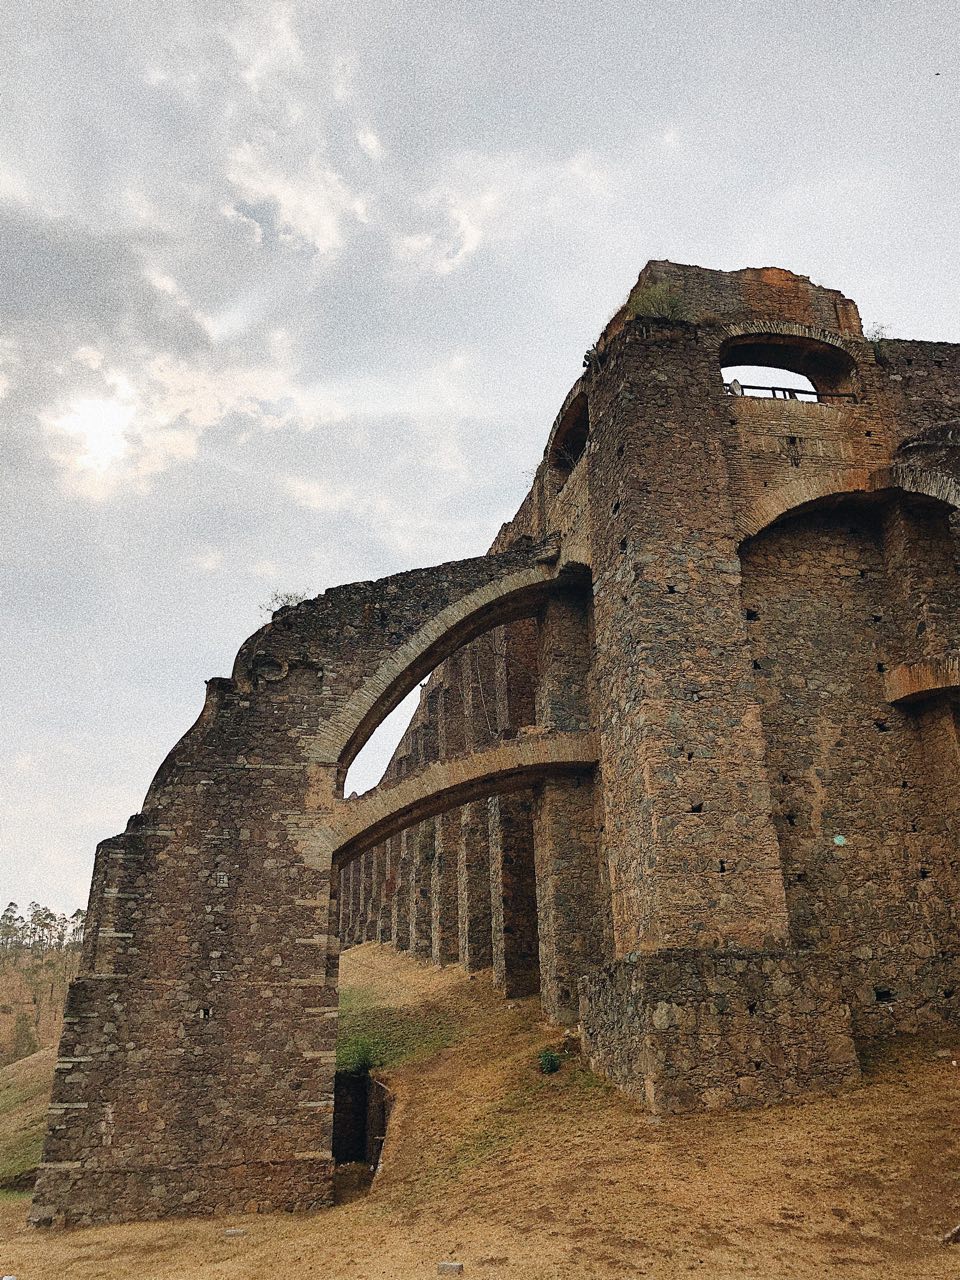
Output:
[0,953,77,1066]
[2,942,960,1278]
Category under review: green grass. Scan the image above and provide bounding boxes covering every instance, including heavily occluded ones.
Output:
[336,986,460,1071]
[0,1122,43,1188]
[0,1051,53,1189]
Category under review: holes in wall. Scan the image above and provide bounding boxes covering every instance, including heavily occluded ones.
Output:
[917,620,927,637]
[616,442,625,459]
[919,866,931,880]
[718,858,726,873]
[745,608,760,621]
[944,987,956,1000]
[747,1001,757,1015]
[689,802,703,814]
[874,719,890,732]
[752,658,762,670]
[874,987,895,1004]
[785,813,797,827]
[871,613,883,623]
[666,583,676,594]
[877,662,886,673]
[794,871,807,883]
[611,499,621,515]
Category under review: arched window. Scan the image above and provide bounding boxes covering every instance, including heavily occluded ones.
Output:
[547,391,589,484]
[720,334,856,403]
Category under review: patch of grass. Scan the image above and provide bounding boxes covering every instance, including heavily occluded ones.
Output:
[625,282,690,323]
[538,1048,561,1074]
[336,991,459,1071]
[0,1122,42,1188]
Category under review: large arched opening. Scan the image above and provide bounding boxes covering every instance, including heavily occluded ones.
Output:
[738,487,960,1037]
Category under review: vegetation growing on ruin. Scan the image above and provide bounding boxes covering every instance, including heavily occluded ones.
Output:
[625,282,691,322]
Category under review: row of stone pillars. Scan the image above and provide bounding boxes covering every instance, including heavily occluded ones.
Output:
[337,586,610,1022]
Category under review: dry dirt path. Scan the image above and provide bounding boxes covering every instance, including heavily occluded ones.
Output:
[3,942,960,1278]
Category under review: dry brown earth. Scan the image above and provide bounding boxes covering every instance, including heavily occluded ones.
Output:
[3,941,960,1278]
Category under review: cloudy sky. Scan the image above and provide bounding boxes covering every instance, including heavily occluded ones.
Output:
[1,0,957,914]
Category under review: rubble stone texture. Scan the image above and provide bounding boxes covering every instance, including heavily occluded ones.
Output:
[32,261,960,1226]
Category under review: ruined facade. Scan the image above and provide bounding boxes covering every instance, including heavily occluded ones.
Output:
[32,262,960,1226]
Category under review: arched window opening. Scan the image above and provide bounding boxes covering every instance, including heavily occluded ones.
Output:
[548,392,589,483]
[720,334,857,403]
[722,364,818,401]
[343,682,426,797]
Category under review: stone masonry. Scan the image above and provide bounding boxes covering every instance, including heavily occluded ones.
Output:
[33,262,960,1225]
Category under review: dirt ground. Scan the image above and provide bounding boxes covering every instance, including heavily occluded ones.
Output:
[3,942,960,1279]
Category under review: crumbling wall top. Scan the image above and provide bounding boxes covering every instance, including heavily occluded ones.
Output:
[599,260,863,351]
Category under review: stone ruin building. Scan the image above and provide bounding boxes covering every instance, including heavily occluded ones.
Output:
[31,261,960,1227]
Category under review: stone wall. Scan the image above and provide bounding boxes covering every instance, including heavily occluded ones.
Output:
[36,260,960,1228]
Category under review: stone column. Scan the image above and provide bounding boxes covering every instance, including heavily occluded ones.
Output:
[408,696,439,960]
[458,641,496,971]
[392,828,412,951]
[432,661,464,964]
[533,582,607,1022]
[369,842,387,942]
[489,620,541,996]
[377,834,398,943]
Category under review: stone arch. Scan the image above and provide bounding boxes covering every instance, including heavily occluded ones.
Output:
[320,559,561,788]
[33,538,603,1227]
[333,731,598,866]
[736,464,960,548]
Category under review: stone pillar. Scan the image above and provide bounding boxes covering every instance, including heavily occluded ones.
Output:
[348,854,361,946]
[488,793,540,997]
[359,848,374,941]
[489,620,541,996]
[457,642,496,970]
[432,661,464,965]
[588,332,791,956]
[377,834,398,943]
[533,583,607,1021]
[578,320,856,1109]
[369,843,387,942]
[391,828,412,951]
[408,695,439,961]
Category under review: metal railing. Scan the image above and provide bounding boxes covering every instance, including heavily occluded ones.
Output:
[724,383,856,403]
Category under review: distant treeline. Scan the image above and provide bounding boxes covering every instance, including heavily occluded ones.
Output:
[1,901,85,959]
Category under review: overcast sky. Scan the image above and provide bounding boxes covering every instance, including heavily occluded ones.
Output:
[1,0,958,914]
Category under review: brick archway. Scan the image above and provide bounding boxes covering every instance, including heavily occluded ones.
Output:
[32,538,592,1227]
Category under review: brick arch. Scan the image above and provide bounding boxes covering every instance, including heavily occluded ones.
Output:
[33,538,588,1227]
[333,730,598,866]
[319,559,560,783]
[735,464,960,548]
[719,319,865,361]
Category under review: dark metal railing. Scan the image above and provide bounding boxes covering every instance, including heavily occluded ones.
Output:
[724,383,856,403]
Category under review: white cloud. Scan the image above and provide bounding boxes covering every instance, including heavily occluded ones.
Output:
[356,128,383,161]
[283,474,354,513]
[192,547,223,573]
[222,0,302,89]
[225,142,366,256]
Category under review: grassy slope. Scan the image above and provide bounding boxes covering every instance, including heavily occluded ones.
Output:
[2,943,960,1279]
[0,1048,55,1189]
